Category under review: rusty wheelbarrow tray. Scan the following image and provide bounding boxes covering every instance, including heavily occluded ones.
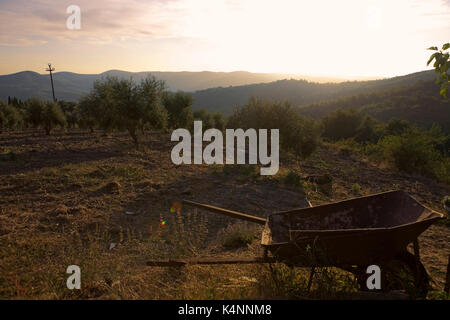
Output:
[147,190,445,296]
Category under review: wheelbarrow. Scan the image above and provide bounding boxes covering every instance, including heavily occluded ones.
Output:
[147,190,444,296]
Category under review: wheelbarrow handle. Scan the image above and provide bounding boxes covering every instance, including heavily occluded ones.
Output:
[182,199,267,225]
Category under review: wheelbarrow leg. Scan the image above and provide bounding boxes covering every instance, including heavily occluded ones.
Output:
[307,266,315,292]
[382,249,430,298]
[353,266,372,291]
[444,254,450,295]
[413,239,422,288]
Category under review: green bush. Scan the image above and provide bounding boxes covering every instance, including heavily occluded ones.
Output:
[283,170,304,188]
[384,118,412,136]
[378,128,445,179]
[355,115,383,144]
[352,183,361,195]
[322,108,364,141]
[227,97,320,159]
[218,223,258,249]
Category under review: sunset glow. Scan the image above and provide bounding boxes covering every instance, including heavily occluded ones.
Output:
[1,0,449,77]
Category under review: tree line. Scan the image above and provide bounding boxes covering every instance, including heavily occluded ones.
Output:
[0,76,225,144]
[320,107,449,183]
[1,76,322,161]
[299,80,450,133]
[1,75,448,183]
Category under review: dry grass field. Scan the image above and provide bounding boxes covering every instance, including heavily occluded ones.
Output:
[0,129,448,299]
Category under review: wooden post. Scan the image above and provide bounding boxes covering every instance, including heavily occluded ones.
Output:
[445,254,450,294]
[45,63,57,102]
[182,199,266,225]
[147,256,277,267]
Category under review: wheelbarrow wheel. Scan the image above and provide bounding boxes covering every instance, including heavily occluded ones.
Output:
[382,251,430,299]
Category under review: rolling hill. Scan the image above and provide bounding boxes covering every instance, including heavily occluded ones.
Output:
[299,80,450,132]
[0,70,347,102]
[191,70,438,113]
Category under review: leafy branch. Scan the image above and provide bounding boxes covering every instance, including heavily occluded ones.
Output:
[427,43,449,98]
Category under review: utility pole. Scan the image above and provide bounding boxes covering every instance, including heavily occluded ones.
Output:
[45,63,57,102]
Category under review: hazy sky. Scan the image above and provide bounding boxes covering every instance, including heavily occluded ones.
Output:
[0,0,449,77]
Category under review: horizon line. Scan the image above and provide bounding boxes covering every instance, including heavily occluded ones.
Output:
[0,68,433,81]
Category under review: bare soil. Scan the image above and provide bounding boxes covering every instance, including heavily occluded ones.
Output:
[0,129,448,299]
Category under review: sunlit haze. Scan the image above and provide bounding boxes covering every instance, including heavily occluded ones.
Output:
[1,0,449,78]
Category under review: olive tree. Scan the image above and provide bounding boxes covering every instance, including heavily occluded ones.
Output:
[25,98,45,128]
[82,76,168,144]
[0,100,22,133]
[41,101,66,135]
[24,98,66,134]
[137,77,168,135]
[162,91,194,129]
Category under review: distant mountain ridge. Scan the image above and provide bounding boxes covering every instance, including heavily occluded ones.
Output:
[190,70,438,113]
[0,70,348,102]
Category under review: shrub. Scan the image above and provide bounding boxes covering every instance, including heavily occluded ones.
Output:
[218,223,258,249]
[352,183,361,195]
[378,128,442,176]
[384,118,412,136]
[333,138,361,156]
[355,115,383,144]
[283,170,304,188]
[227,97,320,159]
[322,107,364,141]
[427,124,449,156]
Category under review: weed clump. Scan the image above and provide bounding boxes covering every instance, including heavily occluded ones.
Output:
[283,170,304,189]
[352,183,361,195]
[100,181,121,194]
[218,223,258,249]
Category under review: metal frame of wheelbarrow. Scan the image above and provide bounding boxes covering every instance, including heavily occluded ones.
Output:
[147,197,444,296]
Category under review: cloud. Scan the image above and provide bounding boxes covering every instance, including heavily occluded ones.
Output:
[1,0,449,78]
[0,0,185,46]
[5,0,447,48]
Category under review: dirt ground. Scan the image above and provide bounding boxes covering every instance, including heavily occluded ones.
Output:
[0,129,448,299]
